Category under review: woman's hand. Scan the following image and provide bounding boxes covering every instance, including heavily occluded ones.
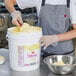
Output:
[11,11,23,26]
[39,35,58,49]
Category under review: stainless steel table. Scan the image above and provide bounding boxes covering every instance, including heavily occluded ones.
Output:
[0,48,76,76]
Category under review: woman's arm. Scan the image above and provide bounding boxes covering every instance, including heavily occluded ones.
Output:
[4,0,23,26]
[57,0,76,42]
[4,0,38,26]
[57,24,76,42]
[4,0,16,13]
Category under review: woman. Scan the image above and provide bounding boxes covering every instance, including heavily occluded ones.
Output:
[4,0,76,57]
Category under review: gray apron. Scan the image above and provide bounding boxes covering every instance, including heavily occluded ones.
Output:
[39,2,74,55]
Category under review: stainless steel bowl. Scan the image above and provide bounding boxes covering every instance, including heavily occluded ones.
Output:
[43,55,76,74]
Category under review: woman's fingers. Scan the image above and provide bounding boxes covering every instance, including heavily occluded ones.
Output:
[39,37,44,43]
[41,43,45,47]
[43,45,48,50]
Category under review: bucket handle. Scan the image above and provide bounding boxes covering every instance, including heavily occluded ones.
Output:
[6,34,8,41]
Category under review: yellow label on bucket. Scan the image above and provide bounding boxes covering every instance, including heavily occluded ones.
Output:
[17,43,40,67]
[24,43,40,51]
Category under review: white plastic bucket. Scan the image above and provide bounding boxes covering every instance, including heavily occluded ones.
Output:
[7,27,42,71]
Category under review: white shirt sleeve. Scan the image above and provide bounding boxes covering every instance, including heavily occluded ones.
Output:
[16,0,38,9]
[70,0,76,24]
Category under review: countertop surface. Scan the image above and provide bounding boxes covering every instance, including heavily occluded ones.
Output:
[0,48,76,76]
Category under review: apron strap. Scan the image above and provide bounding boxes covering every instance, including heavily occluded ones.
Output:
[67,0,70,8]
[41,0,45,6]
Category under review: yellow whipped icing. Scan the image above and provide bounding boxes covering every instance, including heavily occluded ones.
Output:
[53,61,65,65]
[11,23,42,33]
